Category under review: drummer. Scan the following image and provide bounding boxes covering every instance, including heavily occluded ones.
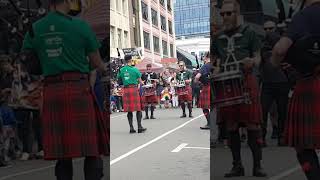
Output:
[141,64,158,119]
[176,61,193,118]
[212,1,266,177]
[194,52,212,130]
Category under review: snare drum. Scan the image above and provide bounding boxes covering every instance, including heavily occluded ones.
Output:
[142,84,156,96]
[175,84,188,96]
[212,71,251,108]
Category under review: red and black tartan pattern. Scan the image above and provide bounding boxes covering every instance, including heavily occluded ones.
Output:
[42,73,109,160]
[284,77,320,148]
[178,85,193,103]
[198,84,211,109]
[216,74,262,125]
[123,86,142,112]
[142,95,158,107]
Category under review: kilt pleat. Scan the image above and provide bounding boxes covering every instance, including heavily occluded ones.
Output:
[123,86,142,112]
[143,95,158,105]
[42,73,109,160]
[284,77,320,148]
[178,86,193,102]
[217,74,262,125]
[198,85,211,109]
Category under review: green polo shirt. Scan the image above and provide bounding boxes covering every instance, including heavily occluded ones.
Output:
[176,70,192,81]
[212,25,261,63]
[22,11,100,76]
[117,65,142,86]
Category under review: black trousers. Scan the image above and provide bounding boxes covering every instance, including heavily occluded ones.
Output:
[55,157,103,180]
[260,82,290,137]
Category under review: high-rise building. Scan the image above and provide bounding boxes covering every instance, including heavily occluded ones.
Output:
[132,0,177,65]
[110,0,131,58]
[174,0,210,66]
[174,0,210,38]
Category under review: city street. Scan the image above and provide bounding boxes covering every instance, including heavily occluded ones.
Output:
[110,107,210,180]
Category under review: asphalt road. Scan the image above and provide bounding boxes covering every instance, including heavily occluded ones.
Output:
[110,107,210,180]
[210,118,311,180]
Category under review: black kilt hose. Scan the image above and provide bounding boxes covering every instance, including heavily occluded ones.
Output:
[42,72,109,160]
[284,77,320,148]
[198,84,210,109]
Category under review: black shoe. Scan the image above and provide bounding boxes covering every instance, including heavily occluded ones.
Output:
[253,167,267,177]
[189,113,193,118]
[138,128,147,133]
[150,116,156,119]
[224,164,245,177]
[200,125,210,130]
[180,114,186,118]
[130,129,136,133]
[144,116,149,120]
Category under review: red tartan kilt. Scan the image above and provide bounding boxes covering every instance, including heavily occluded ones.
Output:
[178,86,192,102]
[143,95,158,105]
[284,77,320,148]
[42,72,109,160]
[198,85,211,109]
[123,86,142,112]
[217,74,261,125]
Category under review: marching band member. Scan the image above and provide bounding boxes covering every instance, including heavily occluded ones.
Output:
[271,0,320,179]
[212,1,266,177]
[117,55,147,134]
[195,52,212,130]
[141,64,158,119]
[21,0,109,179]
[176,61,193,118]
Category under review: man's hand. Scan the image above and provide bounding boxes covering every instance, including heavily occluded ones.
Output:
[240,57,255,70]
[280,62,291,70]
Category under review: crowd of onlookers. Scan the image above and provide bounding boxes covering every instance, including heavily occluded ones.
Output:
[0,54,43,167]
[110,67,202,113]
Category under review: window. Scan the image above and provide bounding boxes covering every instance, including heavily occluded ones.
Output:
[159,0,165,7]
[117,29,122,49]
[110,26,115,47]
[132,0,136,15]
[116,0,120,12]
[124,31,128,48]
[170,44,174,57]
[143,31,150,50]
[167,0,171,11]
[122,0,127,15]
[153,36,160,53]
[151,9,158,26]
[162,40,168,56]
[141,1,148,21]
[168,20,173,35]
[160,15,166,31]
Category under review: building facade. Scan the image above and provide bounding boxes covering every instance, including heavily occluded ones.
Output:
[110,0,131,58]
[136,0,177,64]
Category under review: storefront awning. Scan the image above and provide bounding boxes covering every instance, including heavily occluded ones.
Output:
[136,60,164,73]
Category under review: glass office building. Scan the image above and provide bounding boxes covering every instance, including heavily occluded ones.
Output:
[174,0,210,38]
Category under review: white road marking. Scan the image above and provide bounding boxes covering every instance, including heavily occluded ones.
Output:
[110,114,204,165]
[171,143,188,152]
[185,147,210,150]
[172,143,210,152]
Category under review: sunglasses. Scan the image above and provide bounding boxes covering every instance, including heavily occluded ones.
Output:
[264,27,275,31]
[179,65,184,67]
[220,11,234,17]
